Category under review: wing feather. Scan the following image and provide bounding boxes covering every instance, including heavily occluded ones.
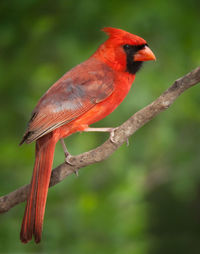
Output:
[20,59,115,144]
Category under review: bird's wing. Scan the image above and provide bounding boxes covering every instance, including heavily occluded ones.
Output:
[20,60,115,144]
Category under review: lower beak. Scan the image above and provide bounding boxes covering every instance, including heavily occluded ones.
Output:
[134,45,156,62]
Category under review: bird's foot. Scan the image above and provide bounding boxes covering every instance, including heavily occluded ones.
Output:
[64,152,78,176]
[60,138,78,176]
[108,128,129,146]
[109,127,118,144]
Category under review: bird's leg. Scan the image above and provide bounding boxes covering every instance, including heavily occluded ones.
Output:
[84,127,129,145]
[60,138,78,176]
[83,127,118,143]
[60,138,71,161]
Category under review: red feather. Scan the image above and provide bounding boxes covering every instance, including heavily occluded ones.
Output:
[20,27,155,243]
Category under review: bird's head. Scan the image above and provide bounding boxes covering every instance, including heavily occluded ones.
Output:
[93,27,156,74]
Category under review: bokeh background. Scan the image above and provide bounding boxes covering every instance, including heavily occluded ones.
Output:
[0,0,200,253]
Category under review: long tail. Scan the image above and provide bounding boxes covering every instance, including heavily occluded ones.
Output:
[20,133,56,244]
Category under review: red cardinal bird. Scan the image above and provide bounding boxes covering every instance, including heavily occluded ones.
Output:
[20,27,155,243]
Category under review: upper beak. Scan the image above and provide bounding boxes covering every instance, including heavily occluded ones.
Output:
[134,45,156,62]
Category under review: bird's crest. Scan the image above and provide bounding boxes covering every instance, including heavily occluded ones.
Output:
[102,27,146,46]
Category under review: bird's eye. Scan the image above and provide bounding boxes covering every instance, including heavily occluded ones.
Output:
[123,44,131,50]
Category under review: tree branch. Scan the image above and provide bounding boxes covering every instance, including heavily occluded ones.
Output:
[1,66,200,213]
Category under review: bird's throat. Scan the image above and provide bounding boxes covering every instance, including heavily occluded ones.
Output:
[126,61,143,74]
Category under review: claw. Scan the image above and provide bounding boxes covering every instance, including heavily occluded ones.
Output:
[65,153,73,165]
[65,154,79,176]
[65,154,78,176]
[109,127,118,144]
[60,138,78,176]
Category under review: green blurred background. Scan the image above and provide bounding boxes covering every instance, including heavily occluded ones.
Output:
[0,0,200,253]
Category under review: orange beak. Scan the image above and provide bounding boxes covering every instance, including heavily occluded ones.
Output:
[134,45,156,62]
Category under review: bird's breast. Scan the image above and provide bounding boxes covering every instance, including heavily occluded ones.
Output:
[73,73,135,126]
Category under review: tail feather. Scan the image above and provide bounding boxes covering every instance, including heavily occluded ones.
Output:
[20,133,56,243]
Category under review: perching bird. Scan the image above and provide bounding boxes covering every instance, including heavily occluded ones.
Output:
[20,27,156,243]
